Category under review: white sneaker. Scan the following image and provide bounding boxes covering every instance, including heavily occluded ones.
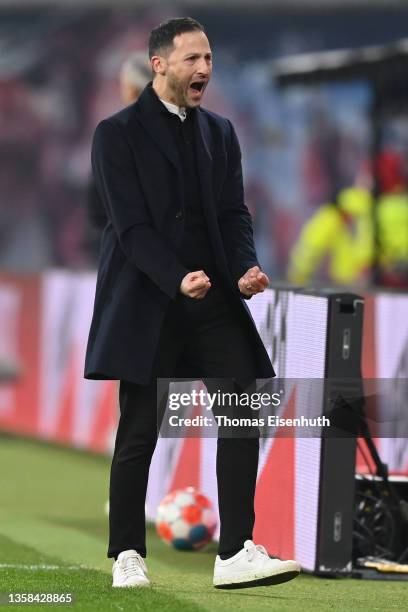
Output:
[213,540,300,588]
[112,550,150,588]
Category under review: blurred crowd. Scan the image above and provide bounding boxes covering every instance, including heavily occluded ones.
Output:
[288,151,408,287]
[0,5,407,287]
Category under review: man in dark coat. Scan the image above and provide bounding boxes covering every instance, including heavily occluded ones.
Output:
[85,17,300,589]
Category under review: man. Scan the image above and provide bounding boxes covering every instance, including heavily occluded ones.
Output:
[85,52,151,256]
[119,51,152,106]
[85,17,300,589]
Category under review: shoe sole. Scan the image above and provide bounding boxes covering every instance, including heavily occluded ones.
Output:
[112,582,150,588]
[214,569,300,589]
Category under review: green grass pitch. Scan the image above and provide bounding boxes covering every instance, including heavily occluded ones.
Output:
[0,433,407,611]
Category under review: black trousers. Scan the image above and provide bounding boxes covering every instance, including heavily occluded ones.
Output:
[108,283,259,559]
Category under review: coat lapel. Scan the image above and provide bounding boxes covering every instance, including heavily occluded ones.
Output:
[139,111,182,171]
[135,85,182,171]
[195,109,214,214]
[195,109,213,165]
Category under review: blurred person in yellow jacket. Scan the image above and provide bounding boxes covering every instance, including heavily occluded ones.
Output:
[288,185,374,285]
[375,150,408,287]
[288,150,408,287]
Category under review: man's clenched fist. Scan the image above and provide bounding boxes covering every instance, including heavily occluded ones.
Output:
[238,266,269,297]
[180,270,211,299]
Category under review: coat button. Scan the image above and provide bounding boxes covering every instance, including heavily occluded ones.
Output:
[175,210,183,219]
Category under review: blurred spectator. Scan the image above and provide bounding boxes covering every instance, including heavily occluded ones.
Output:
[288,150,408,287]
[287,185,373,286]
[375,150,408,287]
[85,52,151,260]
[119,51,152,106]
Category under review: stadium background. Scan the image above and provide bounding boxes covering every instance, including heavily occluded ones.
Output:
[5,2,408,275]
[1,1,408,609]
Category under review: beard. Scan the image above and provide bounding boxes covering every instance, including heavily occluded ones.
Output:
[166,71,188,107]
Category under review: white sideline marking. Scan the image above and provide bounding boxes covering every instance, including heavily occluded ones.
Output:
[0,563,87,570]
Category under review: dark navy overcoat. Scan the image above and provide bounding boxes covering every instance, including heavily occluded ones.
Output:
[84,84,275,385]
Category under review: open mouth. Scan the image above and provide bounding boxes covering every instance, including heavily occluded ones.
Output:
[190,81,205,93]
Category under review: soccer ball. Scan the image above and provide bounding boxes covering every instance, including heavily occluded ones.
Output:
[156,486,217,550]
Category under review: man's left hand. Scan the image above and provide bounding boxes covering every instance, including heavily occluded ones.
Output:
[238,266,269,297]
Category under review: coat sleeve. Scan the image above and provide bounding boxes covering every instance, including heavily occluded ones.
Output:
[91,119,189,299]
[217,120,261,298]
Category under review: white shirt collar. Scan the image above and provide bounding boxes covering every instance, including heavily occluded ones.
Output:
[159,98,187,122]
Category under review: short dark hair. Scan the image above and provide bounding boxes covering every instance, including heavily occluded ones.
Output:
[148,17,205,59]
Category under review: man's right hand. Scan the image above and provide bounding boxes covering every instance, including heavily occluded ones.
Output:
[180,271,211,299]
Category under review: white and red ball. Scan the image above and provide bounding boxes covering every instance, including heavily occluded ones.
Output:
[156,486,217,550]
